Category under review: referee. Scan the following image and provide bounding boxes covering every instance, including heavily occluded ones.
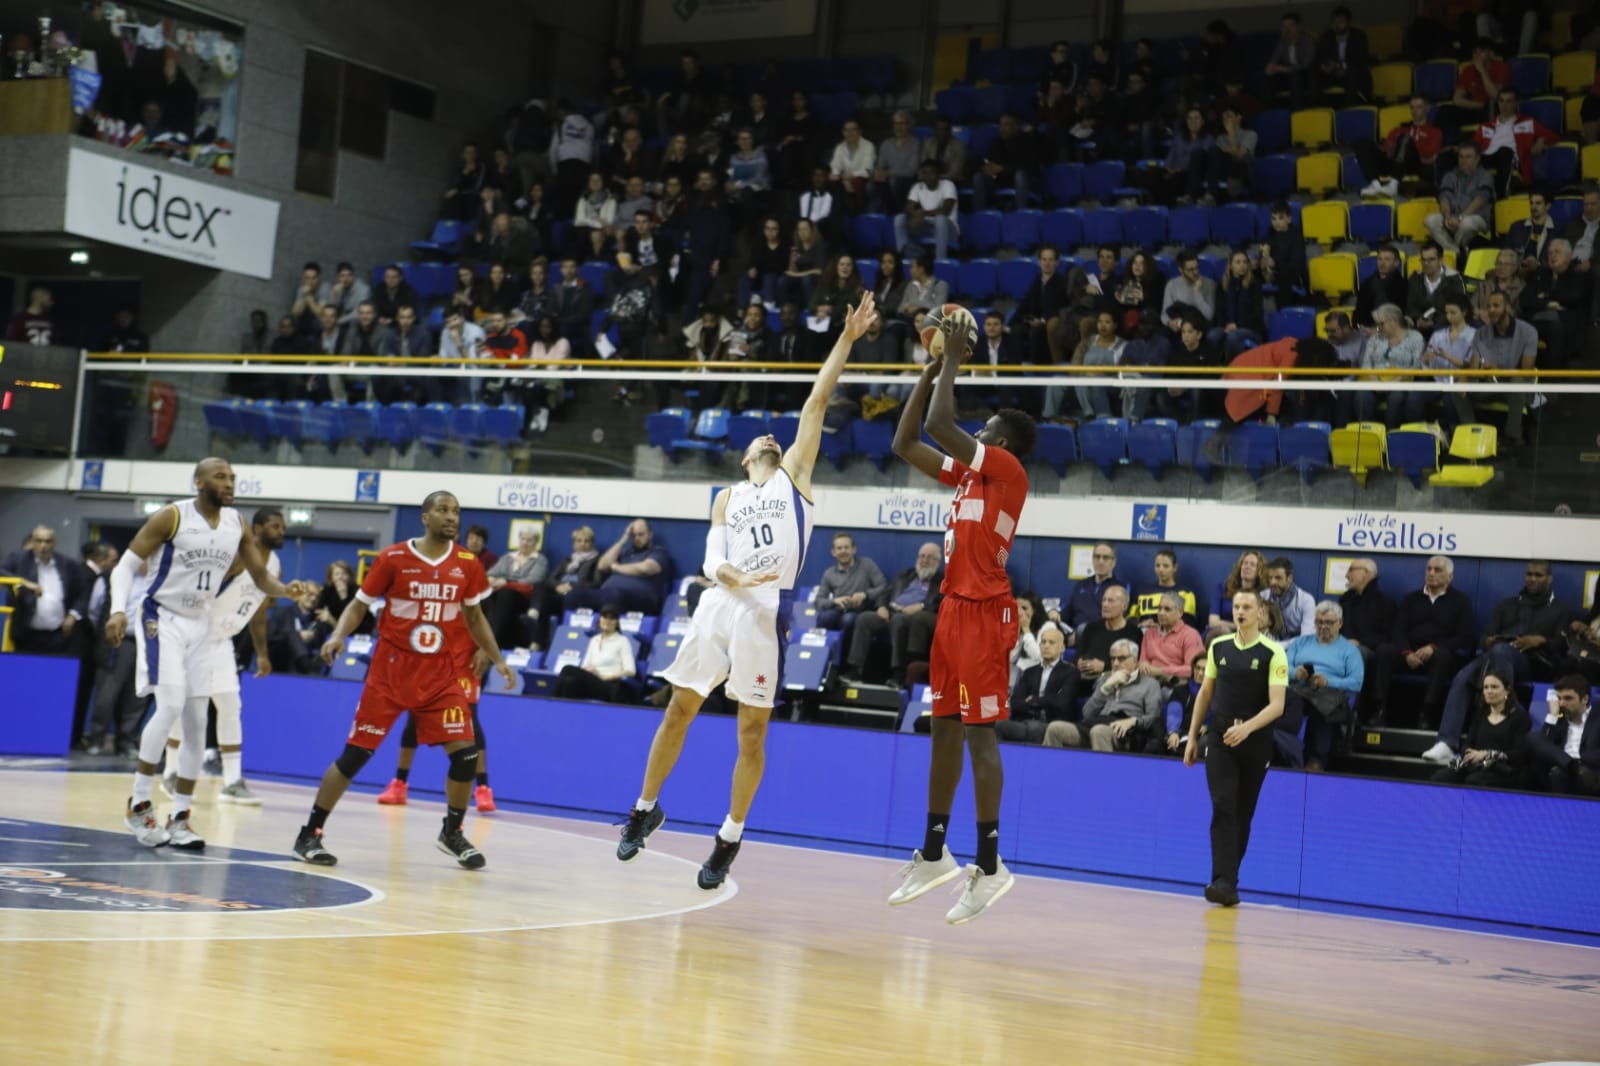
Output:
[1184,588,1288,907]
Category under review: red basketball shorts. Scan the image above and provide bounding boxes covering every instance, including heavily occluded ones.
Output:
[347,651,476,750]
[929,593,1015,725]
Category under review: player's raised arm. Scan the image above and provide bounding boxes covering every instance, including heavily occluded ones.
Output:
[782,292,876,486]
[104,504,179,647]
[892,360,947,480]
[925,315,978,468]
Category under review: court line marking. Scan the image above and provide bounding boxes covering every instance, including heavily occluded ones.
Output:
[0,837,89,846]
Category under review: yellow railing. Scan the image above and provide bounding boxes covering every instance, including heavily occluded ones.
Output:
[0,576,22,654]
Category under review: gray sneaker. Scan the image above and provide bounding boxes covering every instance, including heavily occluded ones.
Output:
[202,749,223,778]
[218,779,262,806]
[125,799,170,847]
[165,811,206,851]
[946,861,1015,925]
[887,846,961,905]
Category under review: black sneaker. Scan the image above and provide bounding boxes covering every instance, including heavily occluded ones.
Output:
[293,827,338,866]
[696,834,741,890]
[437,825,486,869]
[617,805,665,862]
[1204,878,1240,907]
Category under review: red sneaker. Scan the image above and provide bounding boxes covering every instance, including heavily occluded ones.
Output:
[376,778,408,805]
[473,785,496,813]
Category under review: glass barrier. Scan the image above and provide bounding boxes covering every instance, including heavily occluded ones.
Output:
[78,352,1600,516]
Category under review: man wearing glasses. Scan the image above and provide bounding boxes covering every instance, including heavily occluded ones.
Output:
[1048,542,1128,645]
[1047,639,1164,752]
[1285,602,1365,772]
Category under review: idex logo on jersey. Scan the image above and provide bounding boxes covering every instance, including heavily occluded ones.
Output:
[116,167,229,247]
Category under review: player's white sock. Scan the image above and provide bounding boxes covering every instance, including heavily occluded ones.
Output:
[719,815,745,843]
[222,751,243,786]
[132,772,155,806]
[634,797,656,812]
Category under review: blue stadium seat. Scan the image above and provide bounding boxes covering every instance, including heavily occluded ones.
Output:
[578,261,610,297]
[935,86,976,122]
[817,422,851,469]
[850,418,895,471]
[1252,109,1291,152]
[769,412,800,450]
[483,404,524,448]
[449,403,488,452]
[541,625,592,673]
[1168,205,1211,248]
[415,402,452,454]
[302,401,341,450]
[1040,208,1084,250]
[1046,162,1085,204]
[276,399,312,447]
[378,402,417,452]
[783,629,839,691]
[1082,208,1123,247]
[972,85,1007,121]
[1127,417,1178,478]
[1522,96,1562,135]
[1195,254,1226,283]
[561,608,599,633]
[967,123,1000,161]
[1334,107,1377,144]
[849,213,891,255]
[996,258,1037,301]
[203,400,243,438]
[1251,155,1297,198]
[1386,428,1441,487]
[956,259,998,301]
[1083,160,1127,201]
[1000,209,1042,251]
[1177,419,1224,482]
[1356,254,1379,285]
[410,219,470,258]
[854,257,880,289]
[1513,55,1551,98]
[338,401,381,452]
[410,261,455,300]
[1267,307,1317,340]
[327,640,372,682]
[1032,422,1078,475]
[963,210,1003,254]
[237,400,276,448]
[901,684,934,732]
[727,412,772,453]
[671,407,730,458]
[1079,417,1130,478]
[1279,421,1332,483]
[1210,203,1258,245]
[1121,206,1168,247]
[644,632,684,678]
[1230,422,1280,480]
[1350,202,1394,244]
[1550,196,1584,227]
[932,257,960,292]
[1534,142,1578,186]
[789,590,820,635]
[1414,60,1457,101]
[646,406,691,453]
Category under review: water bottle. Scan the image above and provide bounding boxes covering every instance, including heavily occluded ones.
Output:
[1546,687,1561,726]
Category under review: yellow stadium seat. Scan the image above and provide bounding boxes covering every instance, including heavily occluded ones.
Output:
[1292,108,1336,149]
[1301,201,1350,244]
[1568,95,1585,134]
[1330,425,1388,486]
[1309,253,1359,299]
[1396,198,1438,241]
[1371,63,1414,103]
[1367,23,1405,61]
[1554,52,1596,95]
[1429,423,1498,487]
[1583,143,1600,180]
[1296,152,1342,195]
[1463,247,1501,281]
[1316,306,1355,337]
[1405,250,1457,274]
[1494,194,1530,237]
[1377,103,1411,137]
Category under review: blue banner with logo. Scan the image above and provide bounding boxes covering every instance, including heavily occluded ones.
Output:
[1132,502,1167,542]
[81,461,103,492]
[355,470,380,503]
[69,67,102,115]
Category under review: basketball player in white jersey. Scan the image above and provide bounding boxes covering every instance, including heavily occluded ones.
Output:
[616,293,878,889]
[162,506,286,806]
[106,459,299,848]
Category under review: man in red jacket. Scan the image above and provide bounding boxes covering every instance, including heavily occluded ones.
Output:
[1356,95,1442,198]
[1474,87,1558,197]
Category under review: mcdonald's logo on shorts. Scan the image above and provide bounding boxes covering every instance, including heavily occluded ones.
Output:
[440,706,467,729]
[958,683,970,710]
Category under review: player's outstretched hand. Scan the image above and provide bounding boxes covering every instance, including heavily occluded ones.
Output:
[940,313,971,363]
[319,637,343,666]
[840,291,877,342]
[494,658,517,687]
[104,612,128,649]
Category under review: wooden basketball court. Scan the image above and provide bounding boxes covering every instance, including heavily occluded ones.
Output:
[3,766,1596,1065]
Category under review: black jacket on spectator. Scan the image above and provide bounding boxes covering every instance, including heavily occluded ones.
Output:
[1016,272,1071,322]
[1265,228,1308,295]
[1339,580,1396,648]
[1077,619,1142,666]
[1354,269,1409,329]
[0,550,89,634]
[372,280,419,322]
[684,197,731,265]
[1216,281,1266,336]
[1482,590,1576,667]
[1405,272,1469,329]
[556,280,596,340]
[877,566,945,612]
[1009,659,1078,723]
[1520,265,1591,322]
[1530,711,1600,768]
[1390,586,1475,656]
[982,131,1040,180]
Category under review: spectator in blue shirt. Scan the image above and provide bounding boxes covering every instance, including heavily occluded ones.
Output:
[1287,601,1365,771]
[1047,541,1129,646]
[565,519,674,616]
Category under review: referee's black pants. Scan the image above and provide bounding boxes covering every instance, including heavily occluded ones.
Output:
[1204,724,1274,885]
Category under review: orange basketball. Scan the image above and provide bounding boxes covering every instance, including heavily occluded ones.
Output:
[919,303,978,363]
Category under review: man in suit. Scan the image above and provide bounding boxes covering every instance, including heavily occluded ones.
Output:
[1337,557,1394,719]
[1,525,90,656]
[842,542,943,688]
[1373,555,1476,726]
[1505,189,1557,275]
[1527,674,1600,795]
[1314,6,1371,101]
[74,541,118,748]
[1001,623,1076,743]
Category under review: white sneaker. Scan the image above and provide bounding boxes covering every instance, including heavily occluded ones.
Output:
[165,812,206,851]
[887,845,961,905]
[1359,179,1383,197]
[1380,178,1400,198]
[218,779,262,806]
[125,800,170,847]
[946,861,1016,925]
[1421,741,1455,764]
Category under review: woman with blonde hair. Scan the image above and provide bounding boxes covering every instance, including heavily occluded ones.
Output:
[1207,549,1267,641]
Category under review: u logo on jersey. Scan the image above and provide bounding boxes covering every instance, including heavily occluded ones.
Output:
[410,624,444,654]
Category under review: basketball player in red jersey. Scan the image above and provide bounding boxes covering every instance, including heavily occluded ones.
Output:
[887,316,1037,923]
[294,491,515,868]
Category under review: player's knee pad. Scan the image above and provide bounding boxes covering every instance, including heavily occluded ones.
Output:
[333,744,374,779]
[212,692,243,746]
[400,715,418,750]
[447,746,479,782]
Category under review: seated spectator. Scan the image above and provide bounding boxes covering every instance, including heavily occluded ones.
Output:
[1040,40,1079,103]
[553,605,638,704]
[1009,595,1044,691]
[1003,622,1075,744]
[529,526,600,650]
[1357,96,1443,198]
[1471,248,1525,323]
[441,142,485,221]
[1263,12,1317,107]
[1160,653,1211,756]
[873,111,922,213]
[555,257,596,353]
[809,254,865,319]
[1137,590,1205,703]
[1047,639,1164,751]
[1112,251,1165,334]
[1323,310,1362,387]
[378,304,435,402]
[919,117,968,183]
[971,113,1038,212]
[741,217,790,310]
[741,91,776,150]
[843,542,943,687]
[1357,303,1426,427]
[1519,238,1588,370]
[1557,602,1600,684]
[684,308,733,368]
[1163,250,1217,335]
[724,129,771,234]
[1210,250,1266,357]
[1200,105,1257,204]
[1150,107,1211,205]
[1286,601,1365,771]
[1527,675,1600,795]
[1473,87,1556,197]
[289,261,331,340]
[1428,669,1529,787]
[1423,297,1480,428]
[1132,550,1206,630]
[516,180,555,251]
[1425,143,1494,254]
[606,125,654,193]
[436,309,487,405]
[828,119,875,214]
[1116,70,1162,162]
[782,218,829,307]
[1435,40,1508,147]
[565,520,672,616]
[371,265,419,327]
[1406,241,1469,332]
[239,309,271,355]
[1263,556,1317,640]
[896,253,947,325]
[1121,310,1172,421]
[965,310,1025,415]
[479,527,549,651]
[1047,541,1129,640]
[1469,290,1539,443]
[572,171,617,259]
[1064,76,1114,160]
[1257,202,1308,297]
[813,533,888,646]
[1209,548,1267,641]
[1505,189,1556,273]
[1353,244,1408,331]
[518,315,568,432]
[894,161,959,262]
[1337,558,1394,716]
[485,211,536,276]
[1074,585,1141,686]
[1068,310,1126,420]
[269,585,325,675]
[1315,6,1371,100]
[1222,335,1340,427]
[1423,560,1575,764]
[714,301,779,408]
[1559,184,1600,267]
[1190,20,1243,101]
[870,251,908,340]
[1371,555,1475,726]
[450,264,488,320]
[517,258,558,326]
[775,91,821,189]
[621,211,667,289]
[481,263,521,317]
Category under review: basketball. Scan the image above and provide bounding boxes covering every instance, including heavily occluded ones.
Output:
[920,303,978,363]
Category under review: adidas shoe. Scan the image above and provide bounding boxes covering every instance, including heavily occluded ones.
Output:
[437,825,487,869]
[616,805,665,862]
[293,827,337,866]
[125,799,170,847]
[218,779,262,806]
[887,845,961,905]
[165,811,206,851]
[696,834,741,890]
[946,861,1015,925]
